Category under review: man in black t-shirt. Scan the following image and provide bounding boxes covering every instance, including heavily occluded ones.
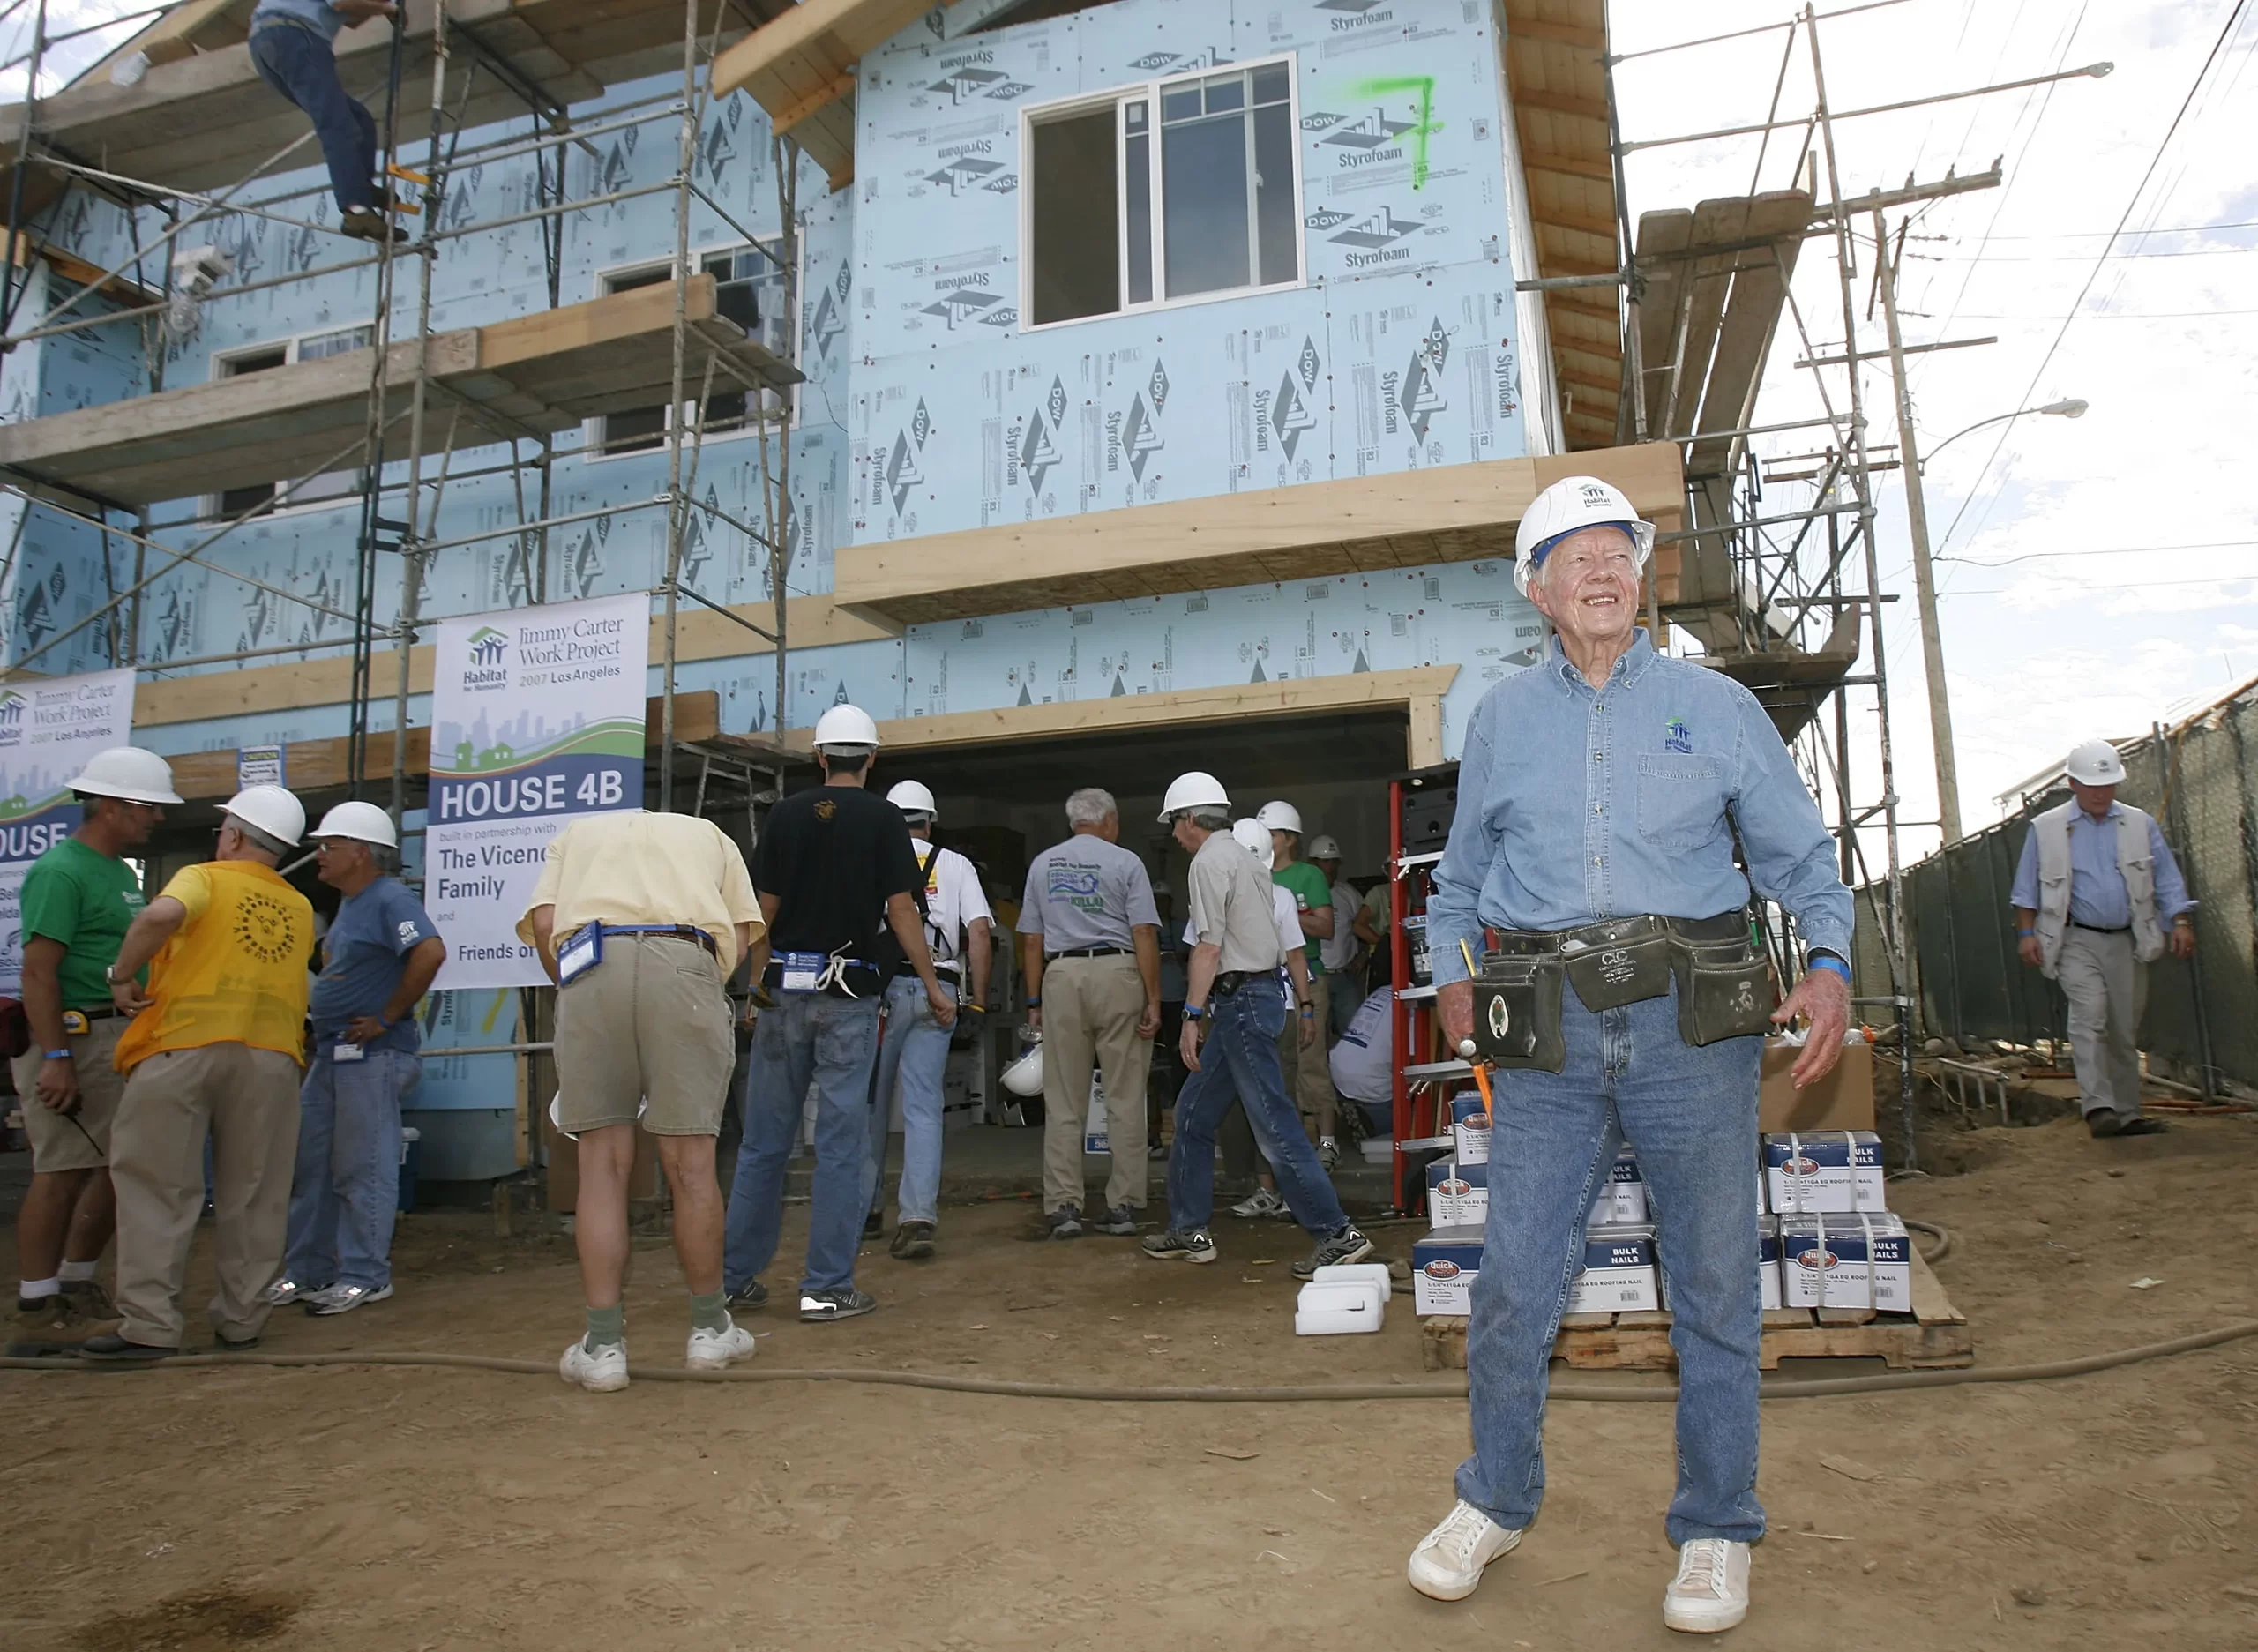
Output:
[722,705,954,1322]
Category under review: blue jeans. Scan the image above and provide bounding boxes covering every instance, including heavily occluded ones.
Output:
[724,991,882,1295]
[1454,986,1765,1545]
[284,1045,421,1291]
[866,974,952,1225]
[250,24,378,213]
[1165,976,1348,1237]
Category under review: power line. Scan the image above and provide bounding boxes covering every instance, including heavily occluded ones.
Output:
[1933,0,2255,558]
[1940,538,2258,567]
[1976,215,2258,238]
[1948,305,2258,319]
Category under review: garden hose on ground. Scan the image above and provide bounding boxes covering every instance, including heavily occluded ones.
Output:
[19,1219,2240,1402]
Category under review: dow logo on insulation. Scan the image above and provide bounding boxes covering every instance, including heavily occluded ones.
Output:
[886,399,933,514]
[1389,317,1452,445]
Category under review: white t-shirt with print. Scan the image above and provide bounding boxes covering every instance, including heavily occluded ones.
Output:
[911,839,994,972]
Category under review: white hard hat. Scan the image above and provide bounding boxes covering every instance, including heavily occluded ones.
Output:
[1514,475,1656,598]
[1158,770,1230,823]
[1255,799,1303,835]
[1306,833,1342,860]
[69,745,183,805]
[1001,1040,1045,1097]
[886,780,938,820]
[1230,818,1275,871]
[313,800,399,849]
[2064,738,2127,788]
[812,702,880,753]
[223,783,305,848]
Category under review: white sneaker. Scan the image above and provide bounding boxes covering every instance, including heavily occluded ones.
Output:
[306,1282,393,1317]
[261,1277,310,1306]
[1664,1538,1751,1633]
[1230,1187,1286,1219]
[1407,1499,1523,1601]
[685,1316,757,1371]
[559,1336,630,1393]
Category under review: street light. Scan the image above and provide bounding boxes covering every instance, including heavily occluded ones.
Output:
[1921,398,2089,472]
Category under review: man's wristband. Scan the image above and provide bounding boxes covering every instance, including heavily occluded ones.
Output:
[2016,929,2035,938]
[1807,954,1851,984]
[1183,1005,1205,1022]
[43,1048,72,1060]
[1024,996,1040,1008]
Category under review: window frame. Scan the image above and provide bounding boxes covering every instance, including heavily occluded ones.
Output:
[582,234,804,464]
[201,321,376,520]
[1016,51,1307,335]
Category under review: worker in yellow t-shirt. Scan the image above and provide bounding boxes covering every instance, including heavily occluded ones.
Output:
[82,785,316,1361]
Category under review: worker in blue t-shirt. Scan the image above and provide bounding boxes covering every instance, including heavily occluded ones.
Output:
[269,802,444,1317]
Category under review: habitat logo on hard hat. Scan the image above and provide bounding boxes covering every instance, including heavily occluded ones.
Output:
[0,691,24,748]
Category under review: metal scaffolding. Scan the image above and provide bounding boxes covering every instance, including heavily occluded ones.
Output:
[0,0,803,836]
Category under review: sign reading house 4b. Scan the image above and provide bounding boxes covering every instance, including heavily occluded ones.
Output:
[0,668,137,995]
[426,594,648,989]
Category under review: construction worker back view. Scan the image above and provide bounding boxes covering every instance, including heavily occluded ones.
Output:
[84,784,316,1360]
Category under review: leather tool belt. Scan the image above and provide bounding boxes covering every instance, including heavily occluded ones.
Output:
[1468,910,1774,1068]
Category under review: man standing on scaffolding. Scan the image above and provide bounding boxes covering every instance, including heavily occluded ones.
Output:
[1404,475,1853,1633]
[247,1,407,245]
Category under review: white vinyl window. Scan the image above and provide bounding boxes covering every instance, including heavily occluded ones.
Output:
[206,324,372,519]
[1021,55,1303,331]
[592,240,796,458]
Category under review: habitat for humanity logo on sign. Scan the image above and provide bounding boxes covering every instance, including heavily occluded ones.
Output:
[0,691,25,748]
[462,625,511,691]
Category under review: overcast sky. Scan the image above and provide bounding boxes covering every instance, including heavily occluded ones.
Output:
[6,1,2254,856]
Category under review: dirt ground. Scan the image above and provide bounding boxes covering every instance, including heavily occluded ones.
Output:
[6,1112,2258,1651]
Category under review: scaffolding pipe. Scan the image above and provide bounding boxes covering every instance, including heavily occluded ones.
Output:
[1,0,46,340]
[658,0,699,814]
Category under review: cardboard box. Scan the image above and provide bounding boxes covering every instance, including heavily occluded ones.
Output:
[1568,1222,1660,1313]
[1778,1212,1910,1311]
[1588,1150,1648,1225]
[1764,1130,1886,1215]
[1426,1159,1488,1229]
[1760,1041,1875,1132]
[1412,1226,1484,1315]
[1451,1093,1490,1166]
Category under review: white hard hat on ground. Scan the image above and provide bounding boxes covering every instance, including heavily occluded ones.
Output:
[812,703,880,753]
[1158,771,1231,823]
[886,780,938,819]
[1306,833,1342,860]
[1001,1041,1045,1097]
[224,783,305,848]
[1231,818,1276,871]
[1255,800,1303,835]
[69,746,183,805]
[1514,475,1656,598]
[2065,738,2127,788]
[313,800,399,849]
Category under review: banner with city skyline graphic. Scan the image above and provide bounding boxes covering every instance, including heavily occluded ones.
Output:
[426,594,647,990]
[0,668,136,994]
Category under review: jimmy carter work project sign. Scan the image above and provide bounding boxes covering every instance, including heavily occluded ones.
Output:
[425,594,648,990]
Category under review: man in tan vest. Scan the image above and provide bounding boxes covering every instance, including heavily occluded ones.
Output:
[2010,738,2195,1138]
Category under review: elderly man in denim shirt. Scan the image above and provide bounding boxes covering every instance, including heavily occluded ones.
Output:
[1404,476,1854,1634]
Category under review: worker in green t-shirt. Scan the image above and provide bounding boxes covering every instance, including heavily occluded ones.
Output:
[7,747,177,1357]
[1256,800,1341,1169]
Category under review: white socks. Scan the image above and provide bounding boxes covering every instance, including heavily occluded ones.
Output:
[58,1259,98,1283]
[19,1278,60,1301]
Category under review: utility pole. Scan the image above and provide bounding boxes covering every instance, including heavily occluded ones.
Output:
[1872,205,1963,844]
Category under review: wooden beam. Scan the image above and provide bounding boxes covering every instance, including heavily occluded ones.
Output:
[1516,147,1614,185]
[123,594,887,729]
[1510,87,1610,123]
[712,0,936,101]
[1503,14,1606,53]
[161,692,722,801]
[772,66,859,133]
[776,668,1461,756]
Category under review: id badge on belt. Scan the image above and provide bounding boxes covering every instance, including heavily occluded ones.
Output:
[333,1042,367,1063]
[557,924,602,985]
[777,950,826,993]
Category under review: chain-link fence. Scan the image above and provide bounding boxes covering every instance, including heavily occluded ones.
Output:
[1868,679,2258,1090]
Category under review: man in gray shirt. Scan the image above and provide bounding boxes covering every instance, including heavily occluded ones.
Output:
[1143,772,1371,1275]
[1019,789,1162,1238]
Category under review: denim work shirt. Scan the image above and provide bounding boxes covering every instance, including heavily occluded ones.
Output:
[1427,631,1853,986]
[2008,802,2194,930]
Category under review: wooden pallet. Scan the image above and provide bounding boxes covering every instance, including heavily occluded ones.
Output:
[1420,1250,1972,1373]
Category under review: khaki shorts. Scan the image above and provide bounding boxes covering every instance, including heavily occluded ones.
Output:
[553,931,735,1136]
[10,1015,127,1173]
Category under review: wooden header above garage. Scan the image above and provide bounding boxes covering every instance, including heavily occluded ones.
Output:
[833,441,1684,632]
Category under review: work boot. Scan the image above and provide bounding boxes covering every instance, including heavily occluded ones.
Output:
[890,1220,936,1260]
[8,1294,82,1357]
[1044,1204,1083,1241]
[340,207,407,244]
